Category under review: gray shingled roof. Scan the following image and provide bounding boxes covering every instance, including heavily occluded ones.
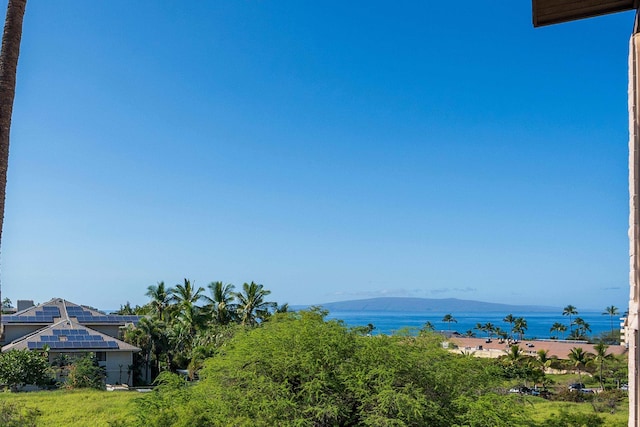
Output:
[1,297,142,353]
[1,297,142,326]
[2,318,140,352]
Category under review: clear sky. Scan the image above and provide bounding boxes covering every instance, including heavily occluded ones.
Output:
[0,1,633,311]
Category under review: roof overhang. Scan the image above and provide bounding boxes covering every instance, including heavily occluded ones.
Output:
[533,0,638,27]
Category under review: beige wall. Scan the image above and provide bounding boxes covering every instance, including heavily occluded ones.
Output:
[3,324,43,343]
[104,351,134,386]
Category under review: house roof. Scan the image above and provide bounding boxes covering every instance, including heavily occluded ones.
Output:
[1,297,142,326]
[2,318,140,353]
[532,0,638,27]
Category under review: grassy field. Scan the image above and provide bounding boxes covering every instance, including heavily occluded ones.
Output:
[524,396,629,427]
[0,388,630,426]
[0,389,142,426]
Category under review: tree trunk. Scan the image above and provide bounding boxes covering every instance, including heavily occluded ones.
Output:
[0,0,27,330]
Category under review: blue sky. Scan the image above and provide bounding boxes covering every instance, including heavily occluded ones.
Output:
[0,1,632,311]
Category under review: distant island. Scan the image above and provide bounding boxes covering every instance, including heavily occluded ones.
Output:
[296,297,559,313]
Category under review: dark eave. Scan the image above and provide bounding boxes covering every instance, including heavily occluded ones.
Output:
[533,0,637,27]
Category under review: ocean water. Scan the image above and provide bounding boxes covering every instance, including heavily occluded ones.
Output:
[326,311,620,340]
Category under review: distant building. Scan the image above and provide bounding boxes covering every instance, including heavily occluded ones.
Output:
[448,337,628,360]
[1,298,142,386]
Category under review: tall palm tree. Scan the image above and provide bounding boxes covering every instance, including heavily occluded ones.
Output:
[503,314,515,341]
[592,342,611,390]
[234,281,275,326]
[568,347,591,385]
[602,305,619,337]
[0,0,28,325]
[563,305,578,334]
[442,314,457,331]
[145,281,173,321]
[204,281,236,325]
[170,278,205,337]
[171,278,205,309]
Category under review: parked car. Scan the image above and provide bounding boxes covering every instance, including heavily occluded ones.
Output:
[509,386,531,394]
[568,383,585,391]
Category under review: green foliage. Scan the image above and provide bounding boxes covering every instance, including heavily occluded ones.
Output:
[64,354,106,390]
[537,408,604,427]
[135,372,188,427]
[0,349,51,391]
[134,310,516,426]
[0,401,40,426]
[0,389,140,426]
[452,394,527,427]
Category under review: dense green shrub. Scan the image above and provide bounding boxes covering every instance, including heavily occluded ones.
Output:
[64,354,105,390]
[0,350,52,391]
[134,309,522,426]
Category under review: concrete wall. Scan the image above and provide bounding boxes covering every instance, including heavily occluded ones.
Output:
[87,325,121,339]
[3,324,43,343]
[104,351,133,386]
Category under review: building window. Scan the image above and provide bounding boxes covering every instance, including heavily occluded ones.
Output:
[95,352,106,362]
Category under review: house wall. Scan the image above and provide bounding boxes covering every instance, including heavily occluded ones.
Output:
[3,324,44,343]
[87,325,121,339]
[104,351,134,386]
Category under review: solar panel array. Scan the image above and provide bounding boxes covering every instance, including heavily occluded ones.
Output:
[26,329,119,350]
[3,306,61,323]
[66,306,140,324]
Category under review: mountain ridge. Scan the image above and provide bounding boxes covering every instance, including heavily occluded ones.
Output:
[295,297,559,313]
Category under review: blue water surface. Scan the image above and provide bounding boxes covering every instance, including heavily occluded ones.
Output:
[326,311,620,340]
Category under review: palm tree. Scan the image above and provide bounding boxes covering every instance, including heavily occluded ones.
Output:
[171,278,205,309]
[234,281,276,326]
[513,317,528,341]
[536,349,552,372]
[275,303,290,313]
[557,323,567,340]
[503,314,515,341]
[204,281,236,325]
[602,305,619,337]
[474,322,484,336]
[146,281,173,321]
[421,321,435,332]
[563,305,578,334]
[507,345,524,364]
[568,347,591,385]
[549,322,563,340]
[494,327,508,341]
[170,279,205,337]
[442,314,457,331]
[592,342,611,390]
[572,317,591,340]
[482,322,495,339]
[0,0,28,325]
